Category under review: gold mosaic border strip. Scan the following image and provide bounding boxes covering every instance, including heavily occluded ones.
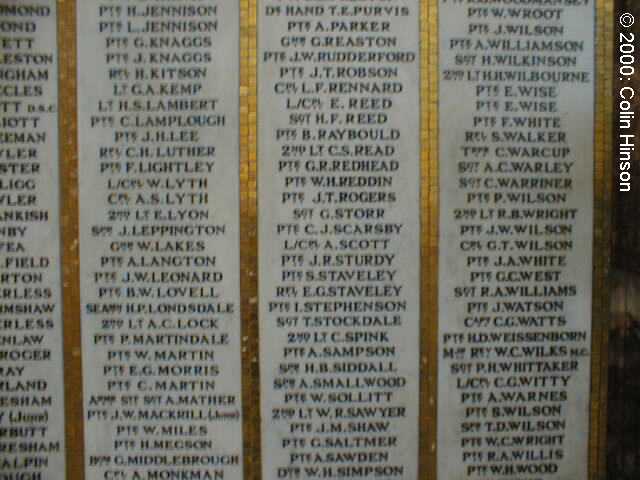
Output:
[422,0,439,478]
[590,1,614,479]
[241,0,261,479]
[57,0,83,478]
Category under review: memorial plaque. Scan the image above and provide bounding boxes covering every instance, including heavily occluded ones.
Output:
[0,2,66,478]
[76,2,243,479]
[437,2,595,479]
[258,1,421,478]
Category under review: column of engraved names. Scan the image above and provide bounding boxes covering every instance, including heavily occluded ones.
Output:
[77,2,243,479]
[259,2,421,480]
[0,2,66,478]
[438,1,594,479]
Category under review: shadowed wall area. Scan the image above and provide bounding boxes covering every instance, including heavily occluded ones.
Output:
[609,1,640,478]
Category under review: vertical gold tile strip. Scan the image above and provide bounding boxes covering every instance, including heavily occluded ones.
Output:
[241,0,261,478]
[57,0,83,478]
[591,1,613,479]
[422,0,439,478]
